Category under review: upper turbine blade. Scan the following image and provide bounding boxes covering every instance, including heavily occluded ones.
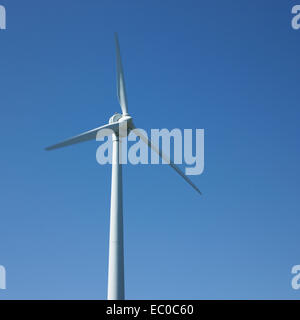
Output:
[45,122,119,151]
[115,33,128,115]
[132,127,202,195]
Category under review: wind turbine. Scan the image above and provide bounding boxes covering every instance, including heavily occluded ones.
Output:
[46,33,202,300]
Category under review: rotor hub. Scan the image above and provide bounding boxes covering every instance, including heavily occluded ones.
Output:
[108,113,133,137]
[109,113,122,124]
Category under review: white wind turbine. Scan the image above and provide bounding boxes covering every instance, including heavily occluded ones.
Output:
[46,33,202,300]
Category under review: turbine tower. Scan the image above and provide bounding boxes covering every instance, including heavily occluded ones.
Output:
[46,33,201,300]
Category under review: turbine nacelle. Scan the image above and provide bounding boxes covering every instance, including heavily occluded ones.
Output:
[109,113,133,137]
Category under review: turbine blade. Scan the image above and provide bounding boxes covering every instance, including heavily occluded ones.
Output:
[45,122,118,151]
[132,127,202,195]
[115,33,128,115]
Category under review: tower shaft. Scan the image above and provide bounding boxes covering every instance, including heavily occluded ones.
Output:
[107,133,125,300]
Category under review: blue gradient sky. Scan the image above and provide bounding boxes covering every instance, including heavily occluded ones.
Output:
[1,0,300,299]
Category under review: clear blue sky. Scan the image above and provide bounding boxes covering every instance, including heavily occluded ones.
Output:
[1,0,300,299]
